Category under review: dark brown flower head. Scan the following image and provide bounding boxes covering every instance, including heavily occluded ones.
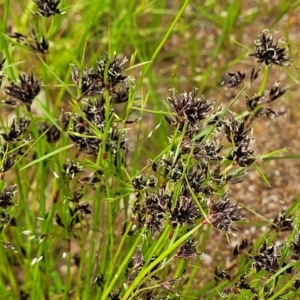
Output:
[62,160,83,179]
[93,274,104,287]
[246,94,264,113]
[28,28,49,54]
[79,98,128,158]
[5,72,41,110]
[135,189,172,232]
[72,54,128,98]
[271,203,294,232]
[145,189,172,214]
[159,156,184,181]
[44,124,60,143]
[249,30,291,66]
[132,174,156,190]
[0,185,17,209]
[40,122,60,143]
[170,195,201,226]
[166,87,214,133]
[0,149,21,174]
[72,65,103,97]
[176,238,200,259]
[68,202,92,227]
[252,242,280,273]
[2,241,18,253]
[160,277,182,296]
[181,137,222,161]
[74,203,92,215]
[109,289,120,300]
[10,29,49,54]
[290,235,300,260]
[111,85,130,103]
[268,80,286,102]
[223,115,251,146]
[55,213,64,227]
[69,114,101,155]
[71,124,127,159]
[1,117,30,142]
[69,114,89,149]
[33,0,64,17]
[79,173,101,188]
[186,162,209,193]
[146,211,165,233]
[209,193,242,233]
[105,127,129,156]
[222,70,246,88]
[132,194,145,224]
[294,277,300,290]
[231,137,256,167]
[83,97,109,127]
[68,189,84,203]
[1,211,17,226]
[96,54,128,90]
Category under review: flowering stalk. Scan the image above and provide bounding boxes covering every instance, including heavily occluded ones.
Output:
[259,65,269,95]
[100,227,146,300]
[122,223,203,299]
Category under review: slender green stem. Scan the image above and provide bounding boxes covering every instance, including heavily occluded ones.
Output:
[142,0,190,77]
[122,223,203,299]
[100,228,145,300]
[259,65,269,95]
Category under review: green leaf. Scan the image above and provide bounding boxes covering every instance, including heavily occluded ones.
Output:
[253,162,271,187]
[20,144,74,171]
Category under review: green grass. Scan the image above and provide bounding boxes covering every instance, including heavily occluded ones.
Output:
[0,0,300,299]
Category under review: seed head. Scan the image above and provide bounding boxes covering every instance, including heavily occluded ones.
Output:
[165,87,214,136]
[72,54,128,98]
[0,185,18,209]
[62,160,83,179]
[176,238,200,259]
[209,193,242,233]
[222,70,246,88]
[1,117,30,143]
[5,72,41,111]
[246,94,264,113]
[9,29,49,54]
[170,195,201,226]
[231,137,256,167]
[132,175,156,190]
[271,203,294,232]
[33,0,64,17]
[0,149,21,174]
[252,242,280,273]
[249,30,291,66]
[223,115,251,146]
[268,80,286,102]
